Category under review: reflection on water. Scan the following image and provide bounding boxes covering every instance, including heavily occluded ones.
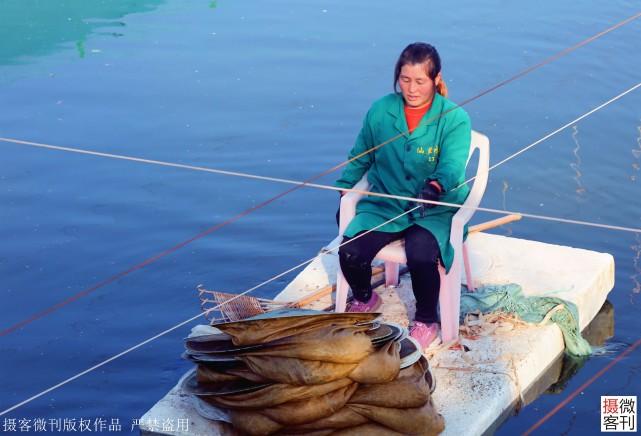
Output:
[582,300,615,347]
[632,121,641,295]
[501,180,513,237]
[76,40,86,59]
[631,119,641,182]
[519,300,614,405]
[637,119,641,150]
[570,125,586,198]
[0,0,165,65]
[631,234,641,295]
[497,301,615,434]
[590,341,630,358]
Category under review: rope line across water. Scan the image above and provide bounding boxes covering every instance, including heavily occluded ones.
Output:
[1,11,640,417]
[0,208,413,417]
[2,81,641,415]
[1,81,641,339]
[3,82,641,236]
[1,14,639,338]
[523,336,641,435]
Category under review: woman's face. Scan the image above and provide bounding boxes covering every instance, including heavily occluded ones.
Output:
[398,62,441,108]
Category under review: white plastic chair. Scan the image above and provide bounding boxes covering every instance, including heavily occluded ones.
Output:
[335,130,490,343]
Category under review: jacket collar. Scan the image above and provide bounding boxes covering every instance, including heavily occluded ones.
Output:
[388,92,444,137]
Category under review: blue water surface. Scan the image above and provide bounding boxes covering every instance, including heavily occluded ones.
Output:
[1,0,640,434]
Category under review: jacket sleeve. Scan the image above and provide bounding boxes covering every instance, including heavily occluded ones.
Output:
[429,109,471,192]
[334,109,375,189]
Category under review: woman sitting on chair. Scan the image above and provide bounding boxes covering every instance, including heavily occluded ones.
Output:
[335,42,471,349]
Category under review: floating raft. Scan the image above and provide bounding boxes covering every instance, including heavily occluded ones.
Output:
[140,231,614,435]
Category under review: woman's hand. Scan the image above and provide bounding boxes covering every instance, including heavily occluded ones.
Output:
[419,181,442,216]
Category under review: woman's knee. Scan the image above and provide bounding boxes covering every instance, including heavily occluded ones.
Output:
[406,248,439,269]
[338,240,370,269]
[405,226,441,267]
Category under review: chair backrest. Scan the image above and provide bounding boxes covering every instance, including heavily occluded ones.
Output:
[453,130,490,225]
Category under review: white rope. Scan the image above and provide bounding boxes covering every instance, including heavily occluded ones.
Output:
[0,207,413,417]
[2,81,640,420]
[0,311,206,417]
[0,10,638,413]
[2,81,641,234]
[0,137,308,187]
[12,83,641,411]
[458,81,641,187]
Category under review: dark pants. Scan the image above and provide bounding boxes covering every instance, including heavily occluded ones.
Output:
[338,225,441,324]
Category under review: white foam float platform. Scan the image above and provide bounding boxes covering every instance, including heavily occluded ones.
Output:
[140,231,614,435]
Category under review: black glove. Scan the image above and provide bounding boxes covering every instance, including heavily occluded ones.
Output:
[419,182,441,217]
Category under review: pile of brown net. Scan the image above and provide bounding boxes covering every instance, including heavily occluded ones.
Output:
[183,311,445,435]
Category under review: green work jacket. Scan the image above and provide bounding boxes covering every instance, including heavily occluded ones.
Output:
[335,92,472,272]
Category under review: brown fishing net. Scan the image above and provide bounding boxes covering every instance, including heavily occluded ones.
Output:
[347,340,400,384]
[240,355,359,385]
[238,324,374,363]
[277,360,444,436]
[213,312,378,346]
[197,364,273,384]
[239,337,399,386]
[329,423,407,435]
[283,407,369,432]
[348,357,431,408]
[347,400,445,435]
[203,378,354,410]
[184,311,445,435]
[229,382,359,433]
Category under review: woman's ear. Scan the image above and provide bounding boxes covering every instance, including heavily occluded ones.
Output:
[435,72,442,86]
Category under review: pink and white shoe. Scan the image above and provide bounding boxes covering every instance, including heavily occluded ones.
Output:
[410,321,439,350]
[346,292,382,313]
